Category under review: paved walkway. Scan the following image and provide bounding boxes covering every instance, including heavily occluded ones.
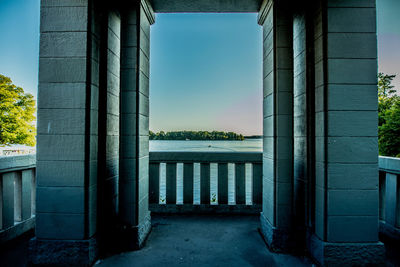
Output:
[96,215,313,267]
[1,215,398,266]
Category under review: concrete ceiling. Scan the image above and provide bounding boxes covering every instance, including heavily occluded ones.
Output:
[150,0,263,13]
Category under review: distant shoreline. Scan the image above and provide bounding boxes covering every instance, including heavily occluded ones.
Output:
[150,138,262,141]
[149,130,248,141]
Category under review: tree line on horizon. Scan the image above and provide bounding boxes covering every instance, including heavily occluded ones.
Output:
[149,130,245,141]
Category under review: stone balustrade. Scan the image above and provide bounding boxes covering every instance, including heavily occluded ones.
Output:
[0,154,36,244]
[148,152,263,214]
[1,152,399,256]
[379,156,400,242]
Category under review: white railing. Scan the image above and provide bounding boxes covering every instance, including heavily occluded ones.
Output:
[0,154,36,244]
[149,152,262,214]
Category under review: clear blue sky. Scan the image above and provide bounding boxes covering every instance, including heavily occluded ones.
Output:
[0,1,399,135]
[149,13,262,135]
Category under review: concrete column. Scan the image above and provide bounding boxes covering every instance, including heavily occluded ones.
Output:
[292,7,309,247]
[258,0,294,252]
[308,0,385,265]
[118,0,154,250]
[96,6,122,254]
[30,0,100,265]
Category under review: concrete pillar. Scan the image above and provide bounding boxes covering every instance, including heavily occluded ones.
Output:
[308,0,385,265]
[96,6,122,254]
[31,0,100,265]
[118,0,154,250]
[292,7,309,247]
[258,0,294,252]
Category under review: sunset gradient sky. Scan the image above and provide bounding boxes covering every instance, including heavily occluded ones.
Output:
[0,0,398,135]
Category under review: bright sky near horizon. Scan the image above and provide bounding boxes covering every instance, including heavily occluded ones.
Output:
[0,1,399,135]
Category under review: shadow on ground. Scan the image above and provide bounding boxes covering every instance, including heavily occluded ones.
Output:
[1,215,399,266]
[96,214,312,267]
[0,230,33,267]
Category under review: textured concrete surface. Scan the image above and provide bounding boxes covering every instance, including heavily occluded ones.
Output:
[0,217,399,266]
[96,215,312,267]
[29,236,98,266]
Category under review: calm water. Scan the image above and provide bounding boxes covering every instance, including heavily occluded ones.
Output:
[149,139,262,152]
[149,139,262,204]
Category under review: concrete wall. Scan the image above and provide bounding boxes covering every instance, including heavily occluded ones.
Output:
[258,0,384,263]
[88,1,101,239]
[307,0,384,265]
[137,3,151,229]
[293,9,308,241]
[259,0,294,251]
[313,0,325,241]
[118,1,152,249]
[120,1,154,249]
[105,9,121,227]
[34,0,385,265]
[151,0,263,12]
[120,5,139,228]
[261,0,274,228]
[37,0,93,241]
[33,1,99,265]
[34,1,153,262]
[314,0,379,243]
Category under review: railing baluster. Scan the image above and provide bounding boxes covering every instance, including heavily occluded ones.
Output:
[193,163,201,204]
[14,172,22,222]
[200,163,210,204]
[183,163,194,204]
[149,163,160,204]
[228,163,235,204]
[218,163,228,205]
[31,169,36,215]
[176,163,183,204]
[245,163,252,205]
[396,174,400,228]
[379,171,386,221]
[1,172,15,229]
[166,163,177,204]
[235,163,245,204]
[253,163,262,205]
[21,170,33,220]
[385,173,397,226]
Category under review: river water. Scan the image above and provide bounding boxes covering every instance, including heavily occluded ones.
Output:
[149,139,262,152]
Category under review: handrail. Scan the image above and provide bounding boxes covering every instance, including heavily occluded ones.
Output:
[150,151,262,163]
[379,156,400,175]
[0,154,36,174]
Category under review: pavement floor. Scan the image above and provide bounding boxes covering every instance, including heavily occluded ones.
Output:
[1,215,399,266]
[96,214,313,267]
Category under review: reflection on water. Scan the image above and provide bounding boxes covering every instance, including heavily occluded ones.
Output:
[153,139,262,204]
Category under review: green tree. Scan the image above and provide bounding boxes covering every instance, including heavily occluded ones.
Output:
[0,75,36,146]
[148,130,245,141]
[378,73,400,157]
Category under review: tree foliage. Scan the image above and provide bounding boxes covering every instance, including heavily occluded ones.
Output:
[149,130,245,141]
[0,74,36,147]
[378,73,400,157]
